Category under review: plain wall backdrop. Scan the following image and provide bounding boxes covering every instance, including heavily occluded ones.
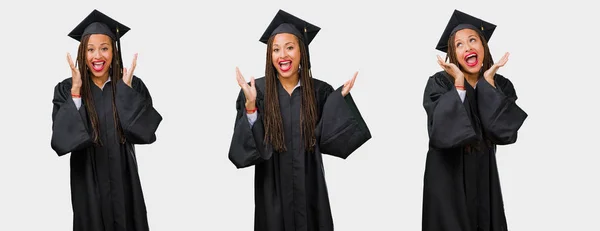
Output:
[1,0,598,230]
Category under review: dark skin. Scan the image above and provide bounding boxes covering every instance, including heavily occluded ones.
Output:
[436,28,509,88]
[235,33,357,112]
[67,34,138,96]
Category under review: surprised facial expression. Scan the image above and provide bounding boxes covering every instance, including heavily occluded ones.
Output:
[453,29,485,75]
[271,33,302,79]
[86,34,113,79]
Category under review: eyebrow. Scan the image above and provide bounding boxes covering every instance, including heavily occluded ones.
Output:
[455,34,478,42]
[274,41,296,46]
[87,42,110,46]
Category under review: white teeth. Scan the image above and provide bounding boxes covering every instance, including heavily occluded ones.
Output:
[280,61,290,65]
[467,54,476,58]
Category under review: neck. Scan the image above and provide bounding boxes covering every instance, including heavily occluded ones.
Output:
[464,72,479,87]
[92,74,110,88]
[279,73,300,94]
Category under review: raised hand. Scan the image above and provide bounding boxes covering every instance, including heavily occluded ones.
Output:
[341,71,358,97]
[235,67,257,109]
[67,53,82,95]
[436,55,464,81]
[122,53,138,87]
[483,52,509,88]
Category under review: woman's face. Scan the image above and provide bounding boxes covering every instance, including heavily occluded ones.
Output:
[271,33,301,79]
[86,34,113,78]
[453,28,485,75]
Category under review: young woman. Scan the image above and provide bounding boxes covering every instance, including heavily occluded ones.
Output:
[229,9,371,231]
[51,9,162,231]
[422,10,528,231]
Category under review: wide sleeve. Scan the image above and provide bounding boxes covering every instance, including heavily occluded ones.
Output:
[228,89,272,168]
[476,75,527,145]
[50,81,93,156]
[423,74,477,149]
[316,85,371,159]
[115,76,162,144]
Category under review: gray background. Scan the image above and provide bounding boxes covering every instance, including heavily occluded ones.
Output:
[1,0,599,230]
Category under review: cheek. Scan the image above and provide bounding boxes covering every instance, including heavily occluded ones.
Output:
[104,51,113,66]
[291,50,301,65]
[103,50,112,59]
[455,51,464,62]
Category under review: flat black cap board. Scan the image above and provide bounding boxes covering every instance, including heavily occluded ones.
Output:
[68,9,130,42]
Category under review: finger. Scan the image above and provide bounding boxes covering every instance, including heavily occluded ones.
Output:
[236,67,246,83]
[349,71,358,89]
[67,53,76,70]
[235,67,244,85]
[129,53,138,74]
[437,55,444,63]
[496,52,508,67]
[437,58,445,69]
[236,67,243,79]
[500,52,509,66]
[250,76,255,88]
[123,67,128,79]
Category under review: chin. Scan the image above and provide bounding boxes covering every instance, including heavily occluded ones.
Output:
[459,64,481,75]
[90,71,108,78]
[277,70,296,78]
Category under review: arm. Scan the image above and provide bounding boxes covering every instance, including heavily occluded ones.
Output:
[423,73,477,149]
[228,89,272,168]
[317,84,371,159]
[115,76,163,144]
[50,81,93,156]
[476,74,527,145]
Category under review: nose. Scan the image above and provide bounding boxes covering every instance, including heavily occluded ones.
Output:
[277,49,288,60]
[464,43,473,51]
[92,49,101,59]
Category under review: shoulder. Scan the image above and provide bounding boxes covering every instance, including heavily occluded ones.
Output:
[493,73,517,92]
[425,71,453,89]
[58,77,73,86]
[131,75,146,85]
[429,71,452,84]
[129,75,153,92]
[252,76,267,93]
[54,77,73,93]
[311,77,334,94]
[493,73,511,85]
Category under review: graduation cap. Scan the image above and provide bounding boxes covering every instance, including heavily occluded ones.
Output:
[68,9,130,42]
[68,9,129,68]
[259,9,321,69]
[435,9,496,53]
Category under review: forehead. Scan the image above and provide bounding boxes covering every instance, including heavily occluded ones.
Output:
[87,34,112,45]
[454,28,479,40]
[272,33,298,45]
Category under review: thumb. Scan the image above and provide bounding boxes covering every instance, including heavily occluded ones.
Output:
[123,68,128,77]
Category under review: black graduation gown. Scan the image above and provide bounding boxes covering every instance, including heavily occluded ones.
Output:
[228,77,371,231]
[51,76,162,231]
[421,71,527,231]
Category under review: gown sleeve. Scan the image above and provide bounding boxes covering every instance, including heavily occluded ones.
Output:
[50,80,93,156]
[476,74,528,145]
[423,73,477,149]
[115,76,162,144]
[316,84,371,159]
[228,88,272,169]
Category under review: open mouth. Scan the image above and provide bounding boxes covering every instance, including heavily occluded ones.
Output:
[464,52,478,67]
[279,60,292,72]
[91,61,105,72]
